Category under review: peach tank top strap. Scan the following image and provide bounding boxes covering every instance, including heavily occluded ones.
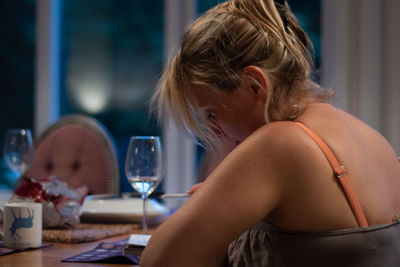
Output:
[294,122,368,228]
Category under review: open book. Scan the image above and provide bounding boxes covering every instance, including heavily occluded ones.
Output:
[123,234,151,256]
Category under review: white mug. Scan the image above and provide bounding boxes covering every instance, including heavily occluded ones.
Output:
[0,202,42,249]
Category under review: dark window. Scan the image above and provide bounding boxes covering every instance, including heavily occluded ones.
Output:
[61,0,164,192]
[0,0,36,189]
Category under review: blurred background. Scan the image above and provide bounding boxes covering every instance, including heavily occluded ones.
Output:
[0,0,398,203]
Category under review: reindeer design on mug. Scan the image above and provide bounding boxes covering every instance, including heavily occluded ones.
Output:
[9,208,34,241]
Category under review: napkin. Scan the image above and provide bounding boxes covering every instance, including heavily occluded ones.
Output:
[0,242,52,257]
[62,240,140,265]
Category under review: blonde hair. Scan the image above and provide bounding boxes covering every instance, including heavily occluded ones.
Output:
[152,0,332,149]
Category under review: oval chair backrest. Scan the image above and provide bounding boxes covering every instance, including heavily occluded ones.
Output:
[24,115,120,195]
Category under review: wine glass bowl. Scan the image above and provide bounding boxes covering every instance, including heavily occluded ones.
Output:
[125,136,163,233]
[3,129,34,177]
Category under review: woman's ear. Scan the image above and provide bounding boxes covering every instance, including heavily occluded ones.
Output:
[242,66,269,101]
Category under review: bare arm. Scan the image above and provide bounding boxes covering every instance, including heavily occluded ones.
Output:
[140,126,285,267]
[197,137,238,182]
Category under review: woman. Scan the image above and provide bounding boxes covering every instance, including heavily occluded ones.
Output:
[141,0,400,266]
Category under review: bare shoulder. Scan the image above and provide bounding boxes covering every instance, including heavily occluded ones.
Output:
[250,121,307,145]
[242,120,314,162]
[233,121,323,189]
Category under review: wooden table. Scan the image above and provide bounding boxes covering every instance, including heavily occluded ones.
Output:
[1,228,148,267]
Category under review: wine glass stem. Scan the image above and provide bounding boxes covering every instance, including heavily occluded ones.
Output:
[142,195,148,234]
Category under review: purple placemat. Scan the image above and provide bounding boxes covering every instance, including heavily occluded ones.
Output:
[0,242,52,256]
[61,240,140,265]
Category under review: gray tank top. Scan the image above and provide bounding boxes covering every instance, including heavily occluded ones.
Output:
[226,122,400,266]
[226,219,400,267]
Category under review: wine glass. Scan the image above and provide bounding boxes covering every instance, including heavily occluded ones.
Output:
[3,129,34,177]
[125,136,163,234]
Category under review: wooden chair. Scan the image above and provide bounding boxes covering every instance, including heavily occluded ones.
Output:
[24,114,120,195]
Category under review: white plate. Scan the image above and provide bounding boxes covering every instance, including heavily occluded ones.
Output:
[81,197,170,224]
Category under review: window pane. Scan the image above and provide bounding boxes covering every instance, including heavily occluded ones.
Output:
[287,0,321,73]
[0,0,36,189]
[61,0,164,192]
